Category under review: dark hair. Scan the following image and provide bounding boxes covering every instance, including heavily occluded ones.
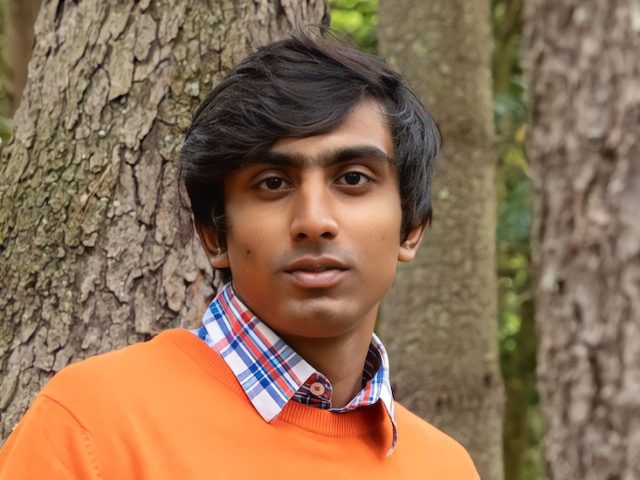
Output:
[181,32,440,280]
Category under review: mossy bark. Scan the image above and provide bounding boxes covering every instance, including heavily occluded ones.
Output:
[0,0,327,442]
[524,1,640,478]
[377,1,504,479]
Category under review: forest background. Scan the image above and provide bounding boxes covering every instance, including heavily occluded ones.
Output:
[330,1,538,479]
[0,0,601,479]
[333,2,537,478]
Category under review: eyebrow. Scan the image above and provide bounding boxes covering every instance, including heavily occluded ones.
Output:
[253,145,394,168]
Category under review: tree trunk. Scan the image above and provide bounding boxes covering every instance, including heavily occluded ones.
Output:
[1,0,42,117]
[0,0,327,443]
[377,1,504,479]
[524,1,640,479]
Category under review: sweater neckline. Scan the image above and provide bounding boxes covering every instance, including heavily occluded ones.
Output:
[159,328,392,439]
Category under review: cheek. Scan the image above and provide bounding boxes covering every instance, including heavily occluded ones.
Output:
[225,219,278,273]
[225,230,256,270]
[354,231,402,279]
[358,209,402,247]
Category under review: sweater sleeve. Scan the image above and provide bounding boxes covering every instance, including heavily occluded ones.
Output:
[0,395,103,479]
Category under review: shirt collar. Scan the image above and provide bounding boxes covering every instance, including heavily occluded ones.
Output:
[196,283,397,454]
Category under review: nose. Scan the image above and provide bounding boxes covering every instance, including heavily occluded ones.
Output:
[289,177,339,241]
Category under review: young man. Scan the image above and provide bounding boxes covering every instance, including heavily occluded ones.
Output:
[0,34,480,478]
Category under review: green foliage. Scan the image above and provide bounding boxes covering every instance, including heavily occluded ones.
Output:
[492,0,542,479]
[329,0,378,53]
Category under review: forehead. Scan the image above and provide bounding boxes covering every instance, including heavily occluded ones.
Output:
[267,99,394,166]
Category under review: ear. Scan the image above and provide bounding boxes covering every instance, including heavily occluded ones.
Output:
[195,223,230,269]
[398,223,426,263]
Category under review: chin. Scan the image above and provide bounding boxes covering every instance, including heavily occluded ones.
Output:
[281,300,373,337]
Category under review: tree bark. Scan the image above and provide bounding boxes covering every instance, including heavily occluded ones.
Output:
[524,1,640,479]
[0,0,327,443]
[0,0,42,117]
[377,1,504,479]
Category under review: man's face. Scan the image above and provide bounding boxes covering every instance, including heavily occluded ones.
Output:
[201,99,423,341]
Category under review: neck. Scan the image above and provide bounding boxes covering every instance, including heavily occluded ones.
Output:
[280,311,377,409]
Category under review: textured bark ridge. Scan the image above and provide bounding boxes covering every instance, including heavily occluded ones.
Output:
[377,1,504,479]
[0,0,327,442]
[524,1,640,479]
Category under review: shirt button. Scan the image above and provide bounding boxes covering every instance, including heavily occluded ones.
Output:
[310,382,326,396]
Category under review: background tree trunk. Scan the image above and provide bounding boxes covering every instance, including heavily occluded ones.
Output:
[377,1,504,479]
[524,1,640,478]
[0,0,42,117]
[0,0,327,443]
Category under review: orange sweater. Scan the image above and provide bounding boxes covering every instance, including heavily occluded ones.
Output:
[0,329,479,479]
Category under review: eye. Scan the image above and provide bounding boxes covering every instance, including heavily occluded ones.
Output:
[257,176,290,191]
[337,171,371,186]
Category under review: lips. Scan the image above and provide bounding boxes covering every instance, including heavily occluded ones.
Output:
[284,256,349,288]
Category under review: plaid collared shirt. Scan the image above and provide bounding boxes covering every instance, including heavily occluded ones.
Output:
[194,283,398,454]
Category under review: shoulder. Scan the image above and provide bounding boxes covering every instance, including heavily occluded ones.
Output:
[394,402,480,479]
[0,330,204,477]
[40,329,191,415]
